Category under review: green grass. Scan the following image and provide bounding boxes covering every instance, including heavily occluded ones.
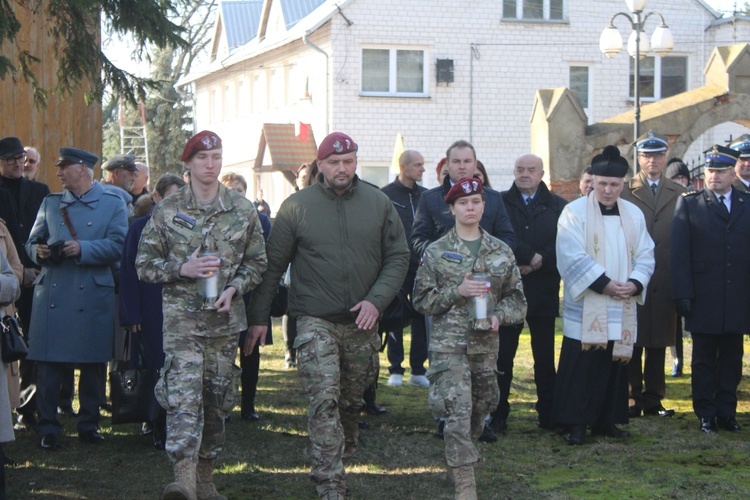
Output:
[5,321,750,499]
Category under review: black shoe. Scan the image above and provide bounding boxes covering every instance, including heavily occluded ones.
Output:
[78,430,104,444]
[718,417,741,432]
[435,420,445,439]
[488,415,508,433]
[14,412,37,431]
[40,434,59,450]
[591,424,631,438]
[565,425,586,445]
[57,404,77,417]
[100,403,113,413]
[628,405,642,418]
[364,402,390,416]
[478,424,497,443]
[241,412,260,421]
[358,420,369,430]
[699,417,718,434]
[671,360,683,377]
[643,405,675,418]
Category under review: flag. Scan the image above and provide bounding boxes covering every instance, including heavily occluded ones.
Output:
[296,122,311,142]
[390,133,404,175]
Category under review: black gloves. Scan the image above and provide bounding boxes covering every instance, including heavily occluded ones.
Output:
[674,299,692,318]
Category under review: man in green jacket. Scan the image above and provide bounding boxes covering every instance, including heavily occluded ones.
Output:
[246,132,409,499]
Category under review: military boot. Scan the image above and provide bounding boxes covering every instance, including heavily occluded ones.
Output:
[196,459,226,500]
[162,458,197,500]
[451,465,477,500]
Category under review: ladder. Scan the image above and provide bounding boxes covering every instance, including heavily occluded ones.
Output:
[119,100,148,163]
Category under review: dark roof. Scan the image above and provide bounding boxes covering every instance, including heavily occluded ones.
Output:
[280,0,326,30]
[221,0,263,49]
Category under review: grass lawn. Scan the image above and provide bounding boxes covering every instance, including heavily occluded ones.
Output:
[5,320,750,499]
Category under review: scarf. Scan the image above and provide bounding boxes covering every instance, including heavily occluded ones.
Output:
[581,194,638,362]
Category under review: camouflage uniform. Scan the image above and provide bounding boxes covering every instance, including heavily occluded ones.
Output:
[413,228,526,467]
[246,177,409,498]
[135,183,267,464]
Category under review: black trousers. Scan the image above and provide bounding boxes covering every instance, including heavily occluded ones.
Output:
[35,361,104,437]
[492,316,557,426]
[239,340,260,414]
[386,313,428,376]
[627,345,666,410]
[690,332,744,419]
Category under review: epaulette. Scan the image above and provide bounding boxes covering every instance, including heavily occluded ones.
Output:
[681,189,702,197]
[360,178,381,190]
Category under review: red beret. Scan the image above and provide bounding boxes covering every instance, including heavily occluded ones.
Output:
[181,130,222,162]
[317,132,358,160]
[444,177,484,204]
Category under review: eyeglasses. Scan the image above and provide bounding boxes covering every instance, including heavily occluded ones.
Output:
[1,154,26,165]
[639,152,666,159]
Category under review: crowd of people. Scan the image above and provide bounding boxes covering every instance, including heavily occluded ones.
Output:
[1,129,750,500]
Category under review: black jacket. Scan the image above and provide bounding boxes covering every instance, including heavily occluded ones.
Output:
[411,175,516,258]
[500,181,566,317]
[671,188,750,334]
[0,176,50,267]
[381,177,426,273]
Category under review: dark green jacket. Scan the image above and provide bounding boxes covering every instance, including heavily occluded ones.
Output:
[247,176,409,325]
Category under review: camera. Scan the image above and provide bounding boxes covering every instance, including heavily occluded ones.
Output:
[47,241,66,265]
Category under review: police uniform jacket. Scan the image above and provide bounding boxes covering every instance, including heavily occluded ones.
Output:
[25,181,128,363]
[136,183,267,337]
[413,228,526,355]
[670,188,750,334]
[500,181,566,318]
[621,172,685,347]
[411,175,517,258]
[246,175,409,326]
[732,177,750,194]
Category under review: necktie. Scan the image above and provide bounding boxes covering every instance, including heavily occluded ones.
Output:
[719,195,729,214]
[651,183,657,198]
[525,197,532,206]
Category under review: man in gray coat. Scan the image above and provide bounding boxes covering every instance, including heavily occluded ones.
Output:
[25,147,128,450]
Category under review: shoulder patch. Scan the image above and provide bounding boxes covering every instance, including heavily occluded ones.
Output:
[441,252,464,264]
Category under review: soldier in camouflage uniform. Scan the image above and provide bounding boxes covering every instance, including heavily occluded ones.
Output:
[413,178,526,500]
[246,132,408,499]
[136,131,267,500]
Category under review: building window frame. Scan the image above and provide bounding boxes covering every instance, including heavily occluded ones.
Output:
[360,46,428,98]
[502,0,566,22]
[629,55,688,102]
[569,64,592,120]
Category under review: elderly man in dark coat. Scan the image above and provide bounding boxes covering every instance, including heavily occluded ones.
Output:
[490,153,566,433]
[25,147,128,450]
[671,145,750,434]
[621,131,686,419]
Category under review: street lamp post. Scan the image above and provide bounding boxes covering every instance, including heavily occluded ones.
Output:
[599,0,674,168]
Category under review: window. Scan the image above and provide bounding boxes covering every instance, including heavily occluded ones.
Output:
[361,48,427,97]
[629,55,687,100]
[569,66,591,111]
[503,0,564,21]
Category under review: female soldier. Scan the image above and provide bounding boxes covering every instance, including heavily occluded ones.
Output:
[413,178,526,500]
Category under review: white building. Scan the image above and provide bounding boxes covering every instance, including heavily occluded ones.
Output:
[180,0,750,209]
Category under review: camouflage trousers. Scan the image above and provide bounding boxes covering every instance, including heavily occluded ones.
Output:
[155,330,241,464]
[294,316,380,497]
[427,352,499,467]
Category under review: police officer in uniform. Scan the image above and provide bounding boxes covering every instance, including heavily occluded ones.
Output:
[730,134,750,193]
[671,144,750,433]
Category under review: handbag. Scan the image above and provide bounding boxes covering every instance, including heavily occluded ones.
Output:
[379,289,416,334]
[109,333,161,425]
[1,314,28,363]
[269,281,288,318]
